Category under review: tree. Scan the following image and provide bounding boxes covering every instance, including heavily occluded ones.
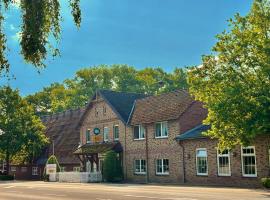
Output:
[0,0,82,74]
[103,150,122,182]
[0,86,49,174]
[26,65,189,114]
[187,0,270,149]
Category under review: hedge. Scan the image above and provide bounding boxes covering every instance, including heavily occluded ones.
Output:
[0,175,14,181]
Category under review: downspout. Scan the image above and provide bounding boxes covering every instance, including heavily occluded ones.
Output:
[124,125,127,180]
[145,124,149,183]
[179,141,186,184]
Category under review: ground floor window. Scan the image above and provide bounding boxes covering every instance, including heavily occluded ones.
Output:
[73,167,81,172]
[134,159,146,174]
[268,146,270,168]
[103,127,109,142]
[10,166,16,172]
[217,149,231,176]
[241,146,257,177]
[32,167,38,175]
[196,148,208,175]
[156,159,169,175]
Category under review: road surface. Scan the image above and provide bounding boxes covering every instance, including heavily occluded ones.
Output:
[0,181,269,200]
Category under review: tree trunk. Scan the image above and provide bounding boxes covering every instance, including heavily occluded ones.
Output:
[5,151,10,175]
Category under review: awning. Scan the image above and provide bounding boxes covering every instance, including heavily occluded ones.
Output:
[73,142,123,155]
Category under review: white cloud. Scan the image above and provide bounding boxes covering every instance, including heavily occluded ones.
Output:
[9,24,16,31]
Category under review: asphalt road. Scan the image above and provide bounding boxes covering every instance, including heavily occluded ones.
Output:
[0,181,269,200]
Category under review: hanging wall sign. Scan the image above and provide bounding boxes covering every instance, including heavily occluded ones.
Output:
[93,128,100,135]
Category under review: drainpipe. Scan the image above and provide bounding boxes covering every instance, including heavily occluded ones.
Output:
[179,141,186,184]
[145,124,149,183]
[124,125,127,180]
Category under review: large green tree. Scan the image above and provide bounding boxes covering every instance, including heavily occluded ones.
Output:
[26,65,188,115]
[188,0,270,148]
[0,0,81,74]
[0,86,48,174]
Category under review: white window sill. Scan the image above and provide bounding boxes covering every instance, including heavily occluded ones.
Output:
[242,174,257,178]
[155,136,168,139]
[218,174,231,177]
[156,173,169,176]
[196,173,208,176]
[134,138,145,141]
[134,172,146,175]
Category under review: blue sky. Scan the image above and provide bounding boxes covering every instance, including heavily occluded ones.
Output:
[1,0,253,96]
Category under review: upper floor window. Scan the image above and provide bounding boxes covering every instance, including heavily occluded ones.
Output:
[113,125,119,141]
[155,121,168,138]
[217,149,231,176]
[134,125,145,140]
[196,148,208,176]
[156,159,169,175]
[103,127,109,142]
[86,129,91,143]
[95,107,98,117]
[241,146,257,177]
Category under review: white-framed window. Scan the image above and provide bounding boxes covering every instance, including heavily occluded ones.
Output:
[32,167,38,175]
[103,105,107,115]
[86,129,91,143]
[73,167,81,172]
[21,167,27,173]
[133,125,145,140]
[113,125,119,141]
[103,127,109,142]
[217,149,231,176]
[241,146,257,177]
[155,122,168,138]
[156,159,169,175]
[134,159,146,174]
[60,167,66,172]
[10,166,16,172]
[196,148,208,176]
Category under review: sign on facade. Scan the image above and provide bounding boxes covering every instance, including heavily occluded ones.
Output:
[46,164,57,174]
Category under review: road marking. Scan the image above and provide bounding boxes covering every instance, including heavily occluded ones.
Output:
[124,195,198,200]
[4,186,15,189]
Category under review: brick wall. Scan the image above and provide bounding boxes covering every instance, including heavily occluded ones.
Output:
[126,120,184,183]
[181,135,270,187]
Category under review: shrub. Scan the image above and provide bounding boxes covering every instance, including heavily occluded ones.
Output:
[0,175,14,181]
[43,174,50,182]
[261,178,270,188]
[103,150,123,182]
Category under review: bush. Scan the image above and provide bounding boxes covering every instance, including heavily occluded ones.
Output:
[0,175,14,181]
[261,178,270,188]
[103,151,123,182]
[43,174,50,182]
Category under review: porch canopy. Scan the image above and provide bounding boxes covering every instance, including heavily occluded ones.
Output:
[73,142,123,172]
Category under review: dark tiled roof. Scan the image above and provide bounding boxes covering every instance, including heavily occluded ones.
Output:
[99,90,146,123]
[175,124,210,141]
[39,108,85,164]
[74,142,123,154]
[130,90,194,124]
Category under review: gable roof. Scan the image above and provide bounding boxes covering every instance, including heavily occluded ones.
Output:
[79,90,146,125]
[130,90,194,125]
[175,124,210,141]
[38,108,85,164]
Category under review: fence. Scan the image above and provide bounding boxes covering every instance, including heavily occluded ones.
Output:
[49,172,102,183]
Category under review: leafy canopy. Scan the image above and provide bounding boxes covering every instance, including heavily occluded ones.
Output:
[188,0,270,149]
[0,0,81,75]
[26,64,188,115]
[0,86,48,172]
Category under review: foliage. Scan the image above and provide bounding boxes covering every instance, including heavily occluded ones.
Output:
[261,177,270,188]
[0,0,81,74]
[103,150,123,182]
[0,175,14,181]
[187,0,270,149]
[0,86,49,174]
[26,64,188,115]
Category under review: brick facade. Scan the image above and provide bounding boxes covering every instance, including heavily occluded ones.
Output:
[77,90,270,187]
